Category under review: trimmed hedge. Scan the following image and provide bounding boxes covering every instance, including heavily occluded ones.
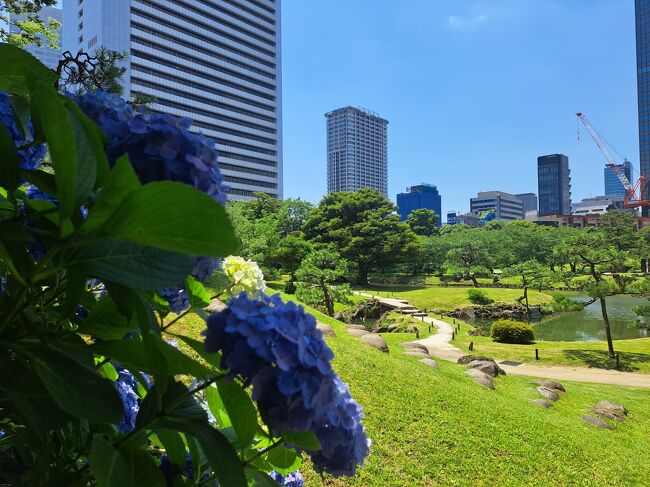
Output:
[491,319,535,344]
[467,288,494,305]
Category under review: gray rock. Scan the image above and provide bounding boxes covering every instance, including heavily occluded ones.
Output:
[537,387,560,402]
[347,328,370,337]
[420,358,439,369]
[347,325,367,331]
[530,380,566,392]
[591,408,625,423]
[402,342,430,353]
[457,354,493,365]
[473,376,495,390]
[205,298,227,314]
[465,368,489,378]
[404,351,430,359]
[594,400,628,416]
[468,360,506,377]
[359,333,389,353]
[581,416,613,430]
[531,399,554,409]
[316,322,336,337]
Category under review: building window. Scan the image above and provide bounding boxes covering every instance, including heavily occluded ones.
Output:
[78,9,83,17]
[78,22,83,31]
[78,35,83,44]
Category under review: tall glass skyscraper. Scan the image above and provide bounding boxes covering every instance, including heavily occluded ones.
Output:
[604,160,634,197]
[537,154,571,216]
[637,0,650,214]
[63,0,282,200]
[396,184,442,225]
[10,6,62,68]
[326,106,388,196]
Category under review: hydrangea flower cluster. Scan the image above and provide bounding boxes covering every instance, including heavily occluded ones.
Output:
[203,293,369,477]
[270,470,304,486]
[222,255,266,297]
[114,367,141,434]
[159,257,221,314]
[0,92,46,172]
[71,90,228,205]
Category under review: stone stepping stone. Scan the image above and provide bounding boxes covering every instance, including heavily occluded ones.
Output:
[530,380,566,392]
[402,342,429,354]
[581,416,613,430]
[404,350,430,359]
[537,387,560,402]
[420,358,439,369]
[316,322,336,337]
[359,333,389,353]
[531,399,554,409]
[347,328,370,337]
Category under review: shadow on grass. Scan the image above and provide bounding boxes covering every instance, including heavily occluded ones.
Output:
[563,349,650,372]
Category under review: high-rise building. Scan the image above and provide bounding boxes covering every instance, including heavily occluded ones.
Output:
[326,106,388,196]
[637,0,650,215]
[63,0,283,200]
[604,160,634,197]
[537,154,571,216]
[514,193,538,214]
[396,184,442,226]
[470,191,524,221]
[572,195,625,216]
[10,6,62,68]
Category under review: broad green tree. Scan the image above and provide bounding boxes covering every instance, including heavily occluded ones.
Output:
[506,260,552,315]
[295,249,352,317]
[406,208,439,236]
[1,0,59,48]
[443,229,493,286]
[303,189,418,284]
[276,198,314,236]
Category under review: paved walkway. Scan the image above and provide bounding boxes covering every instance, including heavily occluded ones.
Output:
[355,291,650,388]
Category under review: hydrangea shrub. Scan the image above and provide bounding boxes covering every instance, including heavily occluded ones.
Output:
[0,44,368,486]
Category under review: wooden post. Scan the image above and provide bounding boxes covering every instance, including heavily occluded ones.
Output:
[535,348,539,361]
[452,331,455,340]
[453,319,456,324]
[469,341,474,351]
[421,315,424,322]
[428,325,431,333]
[416,330,420,339]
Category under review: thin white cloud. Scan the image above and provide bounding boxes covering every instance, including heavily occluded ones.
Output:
[448,15,487,30]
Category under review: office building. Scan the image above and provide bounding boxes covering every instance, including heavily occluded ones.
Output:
[537,154,572,216]
[515,193,538,213]
[10,6,62,68]
[637,0,650,214]
[396,184,442,225]
[63,0,283,200]
[604,160,634,197]
[572,195,625,216]
[470,191,524,221]
[446,211,480,228]
[326,106,388,196]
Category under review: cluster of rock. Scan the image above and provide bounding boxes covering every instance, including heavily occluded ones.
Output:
[374,316,421,334]
[446,303,544,321]
[334,300,382,323]
[457,355,506,390]
[345,324,389,353]
[529,380,566,408]
[581,400,628,429]
[401,342,438,370]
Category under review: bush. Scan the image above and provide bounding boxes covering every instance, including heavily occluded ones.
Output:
[467,289,494,305]
[551,295,584,312]
[284,279,297,294]
[491,319,535,344]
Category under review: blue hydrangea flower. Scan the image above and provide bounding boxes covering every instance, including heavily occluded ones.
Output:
[114,367,141,434]
[270,470,304,486]
[0,92,46,172]
[71,90,228,205]
[203,293,370,477]
[159,257,220,314]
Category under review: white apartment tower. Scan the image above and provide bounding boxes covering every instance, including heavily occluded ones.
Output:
[63,0,282,200]
[326,106,388,196]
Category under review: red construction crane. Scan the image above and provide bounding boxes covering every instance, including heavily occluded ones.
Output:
[575,112,649,209]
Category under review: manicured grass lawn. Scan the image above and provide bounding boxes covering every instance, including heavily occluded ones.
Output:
[168,290,650,486]
[451,319,650,374]
[357,285,553,311]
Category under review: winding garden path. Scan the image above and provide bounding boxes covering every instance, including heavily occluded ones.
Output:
[354,291,650,388]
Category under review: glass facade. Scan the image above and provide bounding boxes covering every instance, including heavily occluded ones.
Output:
[637,0,650,214]
[538,154,571,216]
[604,160,634,197]
[396,184,442,226]
[10,6,62,69]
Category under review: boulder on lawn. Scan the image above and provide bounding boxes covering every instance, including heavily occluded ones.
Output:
[402,342,430,354]
[530,380,566,392]
[205,298,227,314]
[537,387,560,402]
[316,322,336,337]
[457,354,493,365]
[347,328,370,337]
[420,358,439,369]
[360,333,389,353]
[465,368,488,379]
[405,350,430,359]
[468,360,506,377]
[347,324,367,331]
[531,399,554,409]
[594,400,628,417]
[581,416,613,430]
[473,375,495,390]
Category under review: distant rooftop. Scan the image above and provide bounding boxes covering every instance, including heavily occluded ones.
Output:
[325,106,389,123]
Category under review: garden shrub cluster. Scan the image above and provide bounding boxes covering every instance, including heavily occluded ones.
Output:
[490,319,535,344]
[467,288,494,305]
[0,44,369,486]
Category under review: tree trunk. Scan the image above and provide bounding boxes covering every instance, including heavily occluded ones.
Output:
[321,278,334,317]
[523,286,530,316]
[356,263,369,285]
[470,273,479,287]
[599,297,616,358]
[570,262,577,273]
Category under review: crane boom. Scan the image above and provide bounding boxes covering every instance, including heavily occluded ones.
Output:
[575,112,634,192]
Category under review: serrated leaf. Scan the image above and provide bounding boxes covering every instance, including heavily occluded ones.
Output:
[265,446,300,475]
[217,381,257,449]
[185,276,211,308]
[281,430,321,451]
[89,437,135,487]
[0,43,57,95]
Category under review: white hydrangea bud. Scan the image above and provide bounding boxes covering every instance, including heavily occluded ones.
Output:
[221,256,266,297]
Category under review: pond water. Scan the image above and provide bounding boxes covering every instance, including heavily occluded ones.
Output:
[474,295,650,342]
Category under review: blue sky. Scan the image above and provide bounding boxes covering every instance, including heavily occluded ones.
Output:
[281,0,637,215]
